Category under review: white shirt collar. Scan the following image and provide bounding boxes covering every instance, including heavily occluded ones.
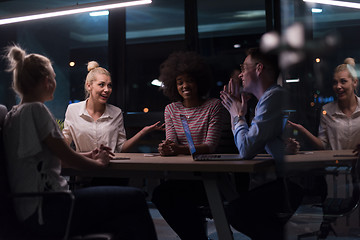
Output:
[78,99,113,120]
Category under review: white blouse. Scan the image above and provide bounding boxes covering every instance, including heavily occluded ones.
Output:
[63,100,126,153]
[3,102,68,222]
[318,96,360,150]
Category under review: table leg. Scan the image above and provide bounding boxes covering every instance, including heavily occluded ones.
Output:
[202,173,234,240]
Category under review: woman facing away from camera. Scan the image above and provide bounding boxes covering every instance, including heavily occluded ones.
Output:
[2,45,157,240]
[152,51,226,240]
[289,57,360,151]
[63,61,163,154]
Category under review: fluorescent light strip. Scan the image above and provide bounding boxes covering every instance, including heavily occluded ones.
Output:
[311,8,323,13]
[89,10,109,17]
[304,0,360,9]
[286,79,300,83]
[0,0,151,25]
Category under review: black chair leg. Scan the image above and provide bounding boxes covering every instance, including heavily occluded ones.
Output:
[318,221,337,239]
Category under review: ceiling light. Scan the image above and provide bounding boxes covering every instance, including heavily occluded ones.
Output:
[286,79,300,83]
[0,0,151,25]
[304,0,360,9]
[311,8,323,13]
[151,79,163,87]
[89,10,109,17]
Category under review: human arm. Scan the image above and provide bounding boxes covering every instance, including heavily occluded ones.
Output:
[158,139,210,156]
[62,115,73,146]
[44,134,111,170]
[19,103,111,169]
[62,106,73,146]
[80,145,113,158]
[224,86,284,159]
[287,120,324,150]
[121,121,165,152]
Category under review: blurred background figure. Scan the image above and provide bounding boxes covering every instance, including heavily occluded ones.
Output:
[288,57,360,151]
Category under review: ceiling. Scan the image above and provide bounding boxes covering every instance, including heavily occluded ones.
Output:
[0,0,265,45]
[1,0,360,45]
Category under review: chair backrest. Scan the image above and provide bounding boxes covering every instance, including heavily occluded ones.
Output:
[0,105,18,236]
[0,104,9,195]
[323,158,360,217]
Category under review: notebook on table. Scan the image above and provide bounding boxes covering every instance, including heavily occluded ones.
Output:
[180,114,242,161]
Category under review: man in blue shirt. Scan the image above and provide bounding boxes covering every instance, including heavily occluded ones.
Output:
[220,47,303,240]
[221,48,284,161]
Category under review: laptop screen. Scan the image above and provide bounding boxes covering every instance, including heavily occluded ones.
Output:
[180,114,196,155]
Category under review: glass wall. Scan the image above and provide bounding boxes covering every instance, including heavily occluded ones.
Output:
[281,1,360,237]
[281,1,360,150]
[125,0,185,113]
[198,0,266,97]
[0,0,267,118]
[1,0,360,236]
[0,6,111,119]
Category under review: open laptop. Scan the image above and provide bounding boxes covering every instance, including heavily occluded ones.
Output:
[180,114,242,161]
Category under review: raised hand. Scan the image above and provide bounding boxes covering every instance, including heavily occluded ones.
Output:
[287,120,305,132]
[220,90,248,118]
[226,78,242,100]
[142,121,165,135]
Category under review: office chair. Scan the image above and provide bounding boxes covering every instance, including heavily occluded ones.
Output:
[297,158,360,240]
[0,104,113,240]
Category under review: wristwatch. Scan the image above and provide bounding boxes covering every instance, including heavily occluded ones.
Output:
[233,115,244,126]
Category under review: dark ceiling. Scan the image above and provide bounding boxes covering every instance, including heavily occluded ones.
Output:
[1,0,360,44]
[0,0,266,45]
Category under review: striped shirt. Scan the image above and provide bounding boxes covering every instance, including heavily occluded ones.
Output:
[164,98,224,152]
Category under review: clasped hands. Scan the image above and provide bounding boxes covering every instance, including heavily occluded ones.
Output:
[91,144,115,167]
[220,78,250,118]
[158,139,179,156]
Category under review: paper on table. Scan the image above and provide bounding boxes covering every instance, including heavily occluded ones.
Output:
[110,157,130,163]
[144,153,161,157]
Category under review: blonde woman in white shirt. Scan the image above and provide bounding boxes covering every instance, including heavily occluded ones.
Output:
[3,45,157,240]
[63,61,163,153]
[289,58,360,150]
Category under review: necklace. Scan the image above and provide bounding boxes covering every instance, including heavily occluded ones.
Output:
[182,99,204,119]
[183,105,197,119]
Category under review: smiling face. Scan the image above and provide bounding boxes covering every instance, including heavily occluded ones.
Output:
[176,74,199,103]
[87,73,112,104]
[333,70,357,102]
[239,55,258,94]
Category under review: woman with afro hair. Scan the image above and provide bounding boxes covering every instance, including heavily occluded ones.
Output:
[157,51,224,156]
[152,51,225,240]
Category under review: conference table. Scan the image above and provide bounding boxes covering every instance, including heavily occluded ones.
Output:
[62,150,358,240]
